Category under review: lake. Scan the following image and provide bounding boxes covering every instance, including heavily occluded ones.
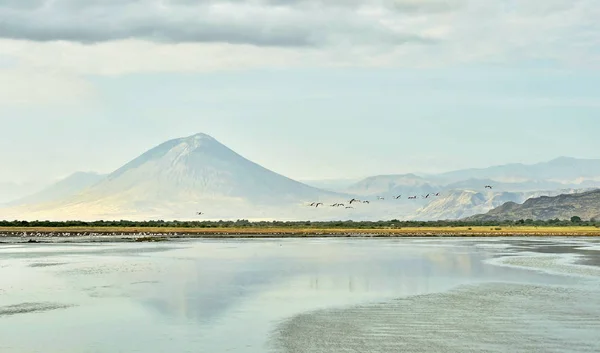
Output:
[1,237,600,352]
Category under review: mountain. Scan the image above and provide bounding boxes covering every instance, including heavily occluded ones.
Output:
[0,133,343,220]
[412,188,590,221]
[411,190,511,221]
[466,189,600,221]
[7,172,106,206]
[3,144,600,222]
[0,181,47,204]
[432,157,600,184]
[345,174,439,197]
[95,133,337,203]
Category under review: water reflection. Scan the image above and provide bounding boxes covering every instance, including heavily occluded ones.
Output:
[139,240,505,327]
[0,238,589,353]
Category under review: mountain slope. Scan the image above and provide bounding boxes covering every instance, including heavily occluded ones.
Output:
[8,172,106,206]
[412,188,590,221]
[1,133,344,220]
[466,189,600,221]
[0,181,47,204]
[92,133,337,203]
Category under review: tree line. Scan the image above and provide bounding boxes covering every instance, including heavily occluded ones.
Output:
[0,218,597,228]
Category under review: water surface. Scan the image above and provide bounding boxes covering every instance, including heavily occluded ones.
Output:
[1,237,599,352]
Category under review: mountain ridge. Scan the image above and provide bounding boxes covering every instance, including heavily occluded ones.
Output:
[465,189,600,221]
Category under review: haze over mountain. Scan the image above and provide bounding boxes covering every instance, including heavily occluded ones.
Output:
[2,132,600,222]
[345,174,439,197]
[1,133,345,221]
[0,181,47,205]
[430,157,600,184]
[300,178,361,193]
[7,172,106,207]
[466,189,600,222]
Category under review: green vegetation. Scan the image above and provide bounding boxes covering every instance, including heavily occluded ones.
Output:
[0,218,598,229]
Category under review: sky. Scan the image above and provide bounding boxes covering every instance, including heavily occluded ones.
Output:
[1,0,600,185]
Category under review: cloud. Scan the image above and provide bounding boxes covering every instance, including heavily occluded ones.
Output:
[0,0,598,76]
[0,0,440,47]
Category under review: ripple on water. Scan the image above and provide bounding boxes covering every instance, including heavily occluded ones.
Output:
[270,282,600,353]
[487,253,600,279]
[0,302,74,317]
[28,262,66,268]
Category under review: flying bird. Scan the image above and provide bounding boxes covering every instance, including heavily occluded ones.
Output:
[345,206,354,209]
[377,196,385,200]
[485,185,493,189]
[363,200,370,204]
[349,198,361,204]
[394,195,401,199]
[315,202,323,208]
[196,212,204,215]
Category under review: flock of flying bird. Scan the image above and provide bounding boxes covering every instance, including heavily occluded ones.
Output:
[306,185,494,209]
[307,193,439,209]
[195,185,495,215]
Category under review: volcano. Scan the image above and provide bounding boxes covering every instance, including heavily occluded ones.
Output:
[3,133,341,220]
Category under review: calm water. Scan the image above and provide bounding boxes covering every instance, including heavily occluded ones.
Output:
[1,237,599,352]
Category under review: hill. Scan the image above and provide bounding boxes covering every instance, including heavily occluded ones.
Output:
[0,181,47,204]
[466,189,600,221]
[8,172,106,206]
[412,188,589,221]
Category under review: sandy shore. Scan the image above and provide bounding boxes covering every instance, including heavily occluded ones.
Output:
[1,226,600,241]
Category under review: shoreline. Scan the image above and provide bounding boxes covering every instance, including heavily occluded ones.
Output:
[1,226,600,242]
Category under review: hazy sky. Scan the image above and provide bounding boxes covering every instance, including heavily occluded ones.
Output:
[1,0,599,184]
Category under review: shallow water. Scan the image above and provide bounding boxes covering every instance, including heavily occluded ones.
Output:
[0,237,599,352]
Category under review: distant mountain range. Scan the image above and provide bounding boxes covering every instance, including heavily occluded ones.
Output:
[410,188,594,221]
[429,156,600,184]
[7,172,106,207]
[466,189,600,222]
[2,133,600,221]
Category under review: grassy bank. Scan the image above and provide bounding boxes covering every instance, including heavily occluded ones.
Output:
[1,226,600,237]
